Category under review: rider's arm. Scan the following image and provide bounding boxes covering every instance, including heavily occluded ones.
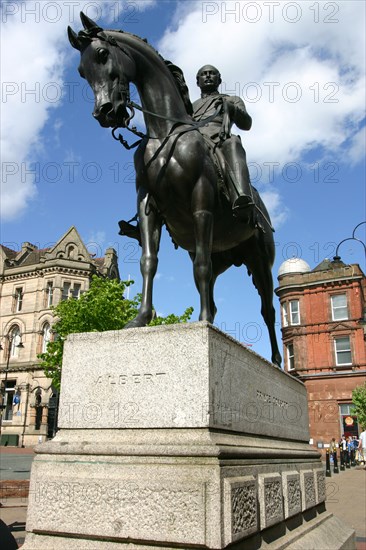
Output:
[225,96,252,131]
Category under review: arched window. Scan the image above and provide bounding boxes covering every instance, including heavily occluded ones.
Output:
[9,325,21,358]
[42,323,52,353]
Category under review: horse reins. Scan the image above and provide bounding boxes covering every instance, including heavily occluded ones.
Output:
[111,101,223,149]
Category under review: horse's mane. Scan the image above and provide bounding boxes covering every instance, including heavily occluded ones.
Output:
[114,31,193,116]
[163,61,193,116]
[77,26,193,116]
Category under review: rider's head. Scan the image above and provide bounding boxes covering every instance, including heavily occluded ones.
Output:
[196,65,221,93]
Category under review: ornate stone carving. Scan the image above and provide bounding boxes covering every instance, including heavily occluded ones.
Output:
[282,471,301,518]
[316,469,326,503]
[300,470,316,511]
[232,485,257,534]
[223,476,258,545]
[27,475,205,546]
[258,473,284,529]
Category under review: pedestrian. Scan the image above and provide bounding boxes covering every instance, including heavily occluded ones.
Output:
[353,436,359,463]
[329,437,337,462]
[339,434,347,464]
[358,428,366,469]
[347,436,353,463]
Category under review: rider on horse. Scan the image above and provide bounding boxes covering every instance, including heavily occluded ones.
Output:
[193,65,255,223]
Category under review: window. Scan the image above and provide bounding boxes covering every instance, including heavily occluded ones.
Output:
[287,343,295,370]
[282,304,288,327]
[334,336,352,366]
[339,403,359,438]
[331,294,348,321]
[41,323,52,353]
[289,300,300,325]
[2,380,16,421]
[14,287,23,312]
[9,326,21,358]
[281,300,300,327]
[45,281,54,307]
[71,283,81,299]
[61,282,71,301]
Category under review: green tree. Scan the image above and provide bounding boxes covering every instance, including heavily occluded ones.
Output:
[352,382,366,429]
[39,276,193,389]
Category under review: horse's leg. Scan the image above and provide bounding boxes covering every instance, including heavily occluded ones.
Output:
[189,252,219,322]
[125,188,161,328]
[242,237,282,366]
[192,209,214,322]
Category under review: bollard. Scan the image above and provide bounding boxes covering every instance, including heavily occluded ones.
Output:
[340,450,345,471]
[333,450,339,474]
[326,449,332,477]
[346,452,351,468]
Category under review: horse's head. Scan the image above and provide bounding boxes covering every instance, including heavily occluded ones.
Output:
[68,12,135,128]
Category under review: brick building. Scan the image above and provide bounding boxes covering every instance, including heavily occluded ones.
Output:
[275,257,366,447]
[0,227,119,447]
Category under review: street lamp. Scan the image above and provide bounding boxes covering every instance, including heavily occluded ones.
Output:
[0,332,24,436]
[333,221,366,261]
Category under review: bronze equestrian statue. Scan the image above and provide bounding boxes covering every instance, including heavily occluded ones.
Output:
[68,13,282,366]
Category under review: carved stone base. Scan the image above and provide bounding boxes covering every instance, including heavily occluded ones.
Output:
[22,323,355,549]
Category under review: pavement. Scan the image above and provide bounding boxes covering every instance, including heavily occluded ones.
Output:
[0,446,365,549]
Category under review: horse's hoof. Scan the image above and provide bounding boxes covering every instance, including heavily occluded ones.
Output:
[124,318,145,329]
[272,353,282,367]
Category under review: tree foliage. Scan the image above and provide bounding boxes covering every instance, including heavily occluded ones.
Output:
[39,276,193,389]
[352,382,366,430]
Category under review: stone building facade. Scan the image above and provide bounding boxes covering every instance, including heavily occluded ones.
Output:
[0,226,119,447]
[275,257,366,447]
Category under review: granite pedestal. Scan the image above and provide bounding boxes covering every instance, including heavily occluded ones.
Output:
[23,322,355,549]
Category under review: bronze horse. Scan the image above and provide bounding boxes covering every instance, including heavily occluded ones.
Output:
[68,13,282,366]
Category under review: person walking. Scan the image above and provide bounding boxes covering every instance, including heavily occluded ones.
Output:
[358,428,366,469]
[329,437,337,462]
[339,434,347,465]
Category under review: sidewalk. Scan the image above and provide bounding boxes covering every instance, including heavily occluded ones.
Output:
[326,465,366,550]
[0,463,365,548]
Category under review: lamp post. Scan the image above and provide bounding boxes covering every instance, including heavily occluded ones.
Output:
[0,333,24,437]
[16,382,30,448]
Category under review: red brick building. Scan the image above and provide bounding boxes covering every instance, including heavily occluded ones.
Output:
[275,257,366,447]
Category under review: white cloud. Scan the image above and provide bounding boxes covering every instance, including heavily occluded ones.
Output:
[0,0,156,221]
[158,0,365,218]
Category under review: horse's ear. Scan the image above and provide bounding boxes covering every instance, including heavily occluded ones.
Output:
[67,26,81,51]
[80,11,101,31]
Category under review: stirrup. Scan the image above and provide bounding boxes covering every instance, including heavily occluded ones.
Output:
[232,195,254,222]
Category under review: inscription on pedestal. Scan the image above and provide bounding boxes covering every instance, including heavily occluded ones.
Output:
[59,323,310,438]
[95,372,167,385]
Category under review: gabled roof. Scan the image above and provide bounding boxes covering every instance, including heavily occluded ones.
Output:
[0,245,18,259]
[43,226,93,263]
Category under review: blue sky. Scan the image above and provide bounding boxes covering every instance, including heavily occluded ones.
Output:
[1,0,365,363]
